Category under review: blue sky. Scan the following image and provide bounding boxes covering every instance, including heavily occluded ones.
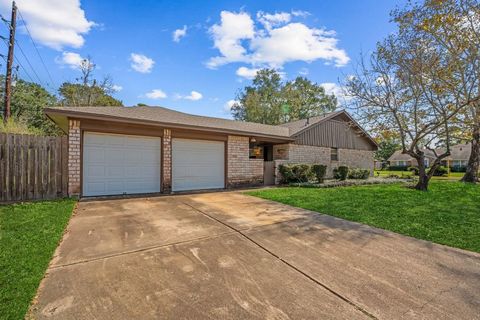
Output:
[0,0,406,118]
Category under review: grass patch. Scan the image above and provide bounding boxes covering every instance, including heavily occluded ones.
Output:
[247,181,480,252]
[0,199,76,320]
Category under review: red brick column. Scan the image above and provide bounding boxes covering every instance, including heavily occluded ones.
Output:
[162,129,172,193]
[68,119,81,196]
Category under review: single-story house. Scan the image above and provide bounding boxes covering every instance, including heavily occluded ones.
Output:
[388,143,471,168]
[45,106,378,197]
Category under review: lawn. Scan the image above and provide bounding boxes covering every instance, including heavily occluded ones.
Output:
[247,181,480,253]
[0,199,76,320]
[374,170,464,180]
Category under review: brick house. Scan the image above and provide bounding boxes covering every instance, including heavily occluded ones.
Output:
[388,143,471,169]
[45,106,378,197]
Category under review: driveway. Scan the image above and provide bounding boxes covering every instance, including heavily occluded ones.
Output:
[30,192,480,319]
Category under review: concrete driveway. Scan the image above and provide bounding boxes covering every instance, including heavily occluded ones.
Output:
[30,192,480,319]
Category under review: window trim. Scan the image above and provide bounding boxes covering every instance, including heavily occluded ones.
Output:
[331,147,338,161]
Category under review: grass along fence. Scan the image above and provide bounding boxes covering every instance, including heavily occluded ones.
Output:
[0,133,68,202]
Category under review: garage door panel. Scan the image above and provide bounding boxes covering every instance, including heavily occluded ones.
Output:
[172,138,225,192]
[83,132,161,196]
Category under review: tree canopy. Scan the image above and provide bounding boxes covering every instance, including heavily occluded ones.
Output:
[231,69,337,125]
[1,56,122,135]
[58,57,122,107]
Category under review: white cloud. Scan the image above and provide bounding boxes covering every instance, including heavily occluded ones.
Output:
[130,53,155,73]
[291,10,310,18]
[173,25,187,42]
[56,51,84,69]
[321,82,350,102]
[181,91,203,101]
[224,99,239,111]
[207,10,349,70]
[236,66,260,79]
[207,11,255,68]
[112,84,122,92]
[145,89,167,99]
[257,11,291,29]
[0,0,94,50]
[298,67,309,76]
[250,23,350,68]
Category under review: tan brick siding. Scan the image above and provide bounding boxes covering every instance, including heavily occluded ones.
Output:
[227,135,263,187]
[162,129,172,193]
[273,143,374,182]
[68,119,81,196]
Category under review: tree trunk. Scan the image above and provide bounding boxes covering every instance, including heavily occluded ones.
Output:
[414,154,430,191]
[461,124,479,183]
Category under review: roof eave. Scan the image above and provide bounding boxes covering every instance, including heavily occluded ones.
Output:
[44,108,294,142]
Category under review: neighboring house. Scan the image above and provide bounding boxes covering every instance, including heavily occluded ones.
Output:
[388,149,438,168]
[387,143,471,168]
[445,143,471,168]
[45,106,378,197]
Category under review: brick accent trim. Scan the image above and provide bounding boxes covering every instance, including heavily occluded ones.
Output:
[68,119,81,196]
[162,129,172,193]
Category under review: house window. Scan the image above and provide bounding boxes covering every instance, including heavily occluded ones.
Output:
[424,158,430,167]
[249,143,264,159]
[331,148,338,161]
[397,160,407,166]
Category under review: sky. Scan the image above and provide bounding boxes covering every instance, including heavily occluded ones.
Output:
[0,0,407,119]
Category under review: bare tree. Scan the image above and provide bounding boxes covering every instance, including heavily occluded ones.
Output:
[393,0,480,182]
[346,18,478,190]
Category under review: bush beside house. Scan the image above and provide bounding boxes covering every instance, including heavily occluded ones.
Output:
[279,164,371,184]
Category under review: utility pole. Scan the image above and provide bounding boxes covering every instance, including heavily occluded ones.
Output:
[3,1,16,123]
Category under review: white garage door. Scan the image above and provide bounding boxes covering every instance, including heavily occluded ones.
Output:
[83,132,161,196]
[172,138,225,191]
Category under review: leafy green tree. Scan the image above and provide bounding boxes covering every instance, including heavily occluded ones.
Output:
[0,76,61,135]
[282,77,337,122]
[58,57,122,107]
[231,69,337,125]
[232,69,283,124]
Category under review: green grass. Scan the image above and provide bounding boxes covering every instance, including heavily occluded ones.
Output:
[0,199,76,320]
[247,181,480,253]
[374,170,464,180]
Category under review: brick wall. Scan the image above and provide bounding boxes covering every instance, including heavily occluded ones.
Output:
[273,143,374,182]
[227,135,263,187]
[162,129,172,193]
[337,148,375,174]
[68,119,81,196]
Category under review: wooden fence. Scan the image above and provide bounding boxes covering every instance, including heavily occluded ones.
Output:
[0,133,68,202]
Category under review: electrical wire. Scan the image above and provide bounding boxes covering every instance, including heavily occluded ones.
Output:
[17,8,56,88]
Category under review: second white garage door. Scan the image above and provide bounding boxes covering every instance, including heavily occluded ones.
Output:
[172,138,225,191]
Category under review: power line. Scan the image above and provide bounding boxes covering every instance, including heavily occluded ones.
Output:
[16,7,56,88]
[0,36,34,83]
[14,38,44,85]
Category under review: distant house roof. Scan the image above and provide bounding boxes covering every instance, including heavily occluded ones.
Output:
[388,143,471,162]
[447,143,471,160]
[45,106,377,146]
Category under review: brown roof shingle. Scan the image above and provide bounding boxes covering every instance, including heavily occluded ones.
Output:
[46,106,291,138]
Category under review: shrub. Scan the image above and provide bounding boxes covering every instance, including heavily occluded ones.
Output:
[278,164,312,183]
[407,166,419,175]
[311,164,327,183]
[348,168,370,180]
[428,166,448,176]
[387,165,410,171]
[333,166,349,180]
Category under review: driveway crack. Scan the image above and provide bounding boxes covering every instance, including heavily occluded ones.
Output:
[182,201,379,320]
